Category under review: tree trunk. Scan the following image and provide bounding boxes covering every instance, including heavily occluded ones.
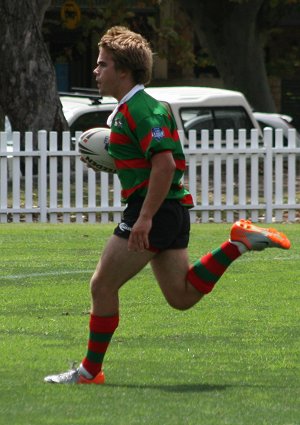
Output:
[182,0,276,112]
[0,0,68,149]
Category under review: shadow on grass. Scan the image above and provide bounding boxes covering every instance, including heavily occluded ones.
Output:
[105,383,228,393]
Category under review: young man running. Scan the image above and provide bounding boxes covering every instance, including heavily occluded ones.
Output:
[44,26,290,384]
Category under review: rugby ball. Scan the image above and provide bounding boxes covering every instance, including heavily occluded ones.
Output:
[78,127,116,173]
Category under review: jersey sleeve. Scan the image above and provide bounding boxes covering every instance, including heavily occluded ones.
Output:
[135,113,181,161]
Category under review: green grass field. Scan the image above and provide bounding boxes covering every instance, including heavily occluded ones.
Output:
[0,223,299,425]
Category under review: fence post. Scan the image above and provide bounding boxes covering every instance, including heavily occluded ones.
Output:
[62,132,71,223]
[187,129,197,223]
[12,132,21,222]
[0,132,8,223]
[25,132,34,223]
[287,128,296,222]
[264,128,273,223]
[38,130,48,223]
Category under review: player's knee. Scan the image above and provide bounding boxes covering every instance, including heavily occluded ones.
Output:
[90,275,110,302]
[166,297,193,311]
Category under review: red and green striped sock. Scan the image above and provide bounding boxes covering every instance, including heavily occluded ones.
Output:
[187,241,241,294]
[81,314,119,378]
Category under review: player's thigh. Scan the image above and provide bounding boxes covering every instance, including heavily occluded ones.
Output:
[150,248,190,293]
[92,235,155,292]
[150,249,202,309]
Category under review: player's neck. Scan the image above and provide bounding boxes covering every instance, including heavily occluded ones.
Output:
[115,74,137,102]
[119,84,144,104]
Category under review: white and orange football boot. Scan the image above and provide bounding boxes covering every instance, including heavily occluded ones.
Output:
[44,368,105,384]
[230,219,291,251]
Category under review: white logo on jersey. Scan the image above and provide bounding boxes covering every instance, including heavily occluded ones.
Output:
[119,222,132,232]
[114,118,123,128]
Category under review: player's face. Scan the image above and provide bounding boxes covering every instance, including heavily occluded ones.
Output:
[93,48,123,100]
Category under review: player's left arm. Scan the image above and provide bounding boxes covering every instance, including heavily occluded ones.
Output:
[127,151,176,252]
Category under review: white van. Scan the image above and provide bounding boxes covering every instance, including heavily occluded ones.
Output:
[145,86,262,145]
[61,86,262,146]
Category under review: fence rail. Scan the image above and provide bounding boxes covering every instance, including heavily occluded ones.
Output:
[0,128,299,224]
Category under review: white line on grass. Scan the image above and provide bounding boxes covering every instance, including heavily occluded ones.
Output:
[1,263,153,281]
[0,270,94,280]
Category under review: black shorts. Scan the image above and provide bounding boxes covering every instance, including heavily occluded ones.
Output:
[114,197,190,251]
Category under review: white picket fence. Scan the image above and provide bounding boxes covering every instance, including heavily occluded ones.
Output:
[0,128,299,224]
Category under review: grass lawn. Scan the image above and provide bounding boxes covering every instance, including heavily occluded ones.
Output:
[0,223,299,425]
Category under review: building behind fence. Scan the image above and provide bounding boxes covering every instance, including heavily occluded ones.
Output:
[0,128,299,224]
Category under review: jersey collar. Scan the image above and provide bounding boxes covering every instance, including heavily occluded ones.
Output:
[107,84,145,127]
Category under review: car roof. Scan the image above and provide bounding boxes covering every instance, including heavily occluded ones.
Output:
[61,86,249,110]
[254,112,300,145]
[253,112,292,125]
[145,86,249,106]
[60,95,116,110]
[253,112,295,132]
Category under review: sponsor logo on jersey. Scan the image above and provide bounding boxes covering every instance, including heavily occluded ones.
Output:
[152,127,165,140]
[119,222,132,232]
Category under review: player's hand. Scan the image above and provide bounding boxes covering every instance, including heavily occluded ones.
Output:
[128,217,152,252]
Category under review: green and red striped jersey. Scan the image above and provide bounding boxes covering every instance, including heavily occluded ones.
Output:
[109,90,194,207]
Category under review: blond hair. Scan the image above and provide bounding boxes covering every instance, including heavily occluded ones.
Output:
[99,26,153,85]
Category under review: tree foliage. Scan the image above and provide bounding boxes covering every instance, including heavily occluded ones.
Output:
[177,0,300,111]
[0,0,299,136]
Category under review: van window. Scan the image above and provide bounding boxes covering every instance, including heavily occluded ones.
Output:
[181,107,254,140]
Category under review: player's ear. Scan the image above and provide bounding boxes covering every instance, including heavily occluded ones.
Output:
[118,67,132,81]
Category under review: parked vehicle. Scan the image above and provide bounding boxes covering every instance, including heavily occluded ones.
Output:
[61,86,262,143]
[10,87,293,150]
[61,90,116,135]
[147,86,262,145]
[253,112,300,147]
